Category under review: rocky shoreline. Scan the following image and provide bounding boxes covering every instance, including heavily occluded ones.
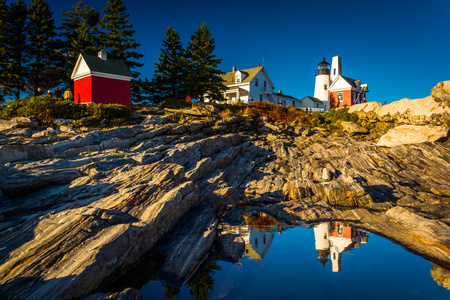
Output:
[0,81,449,298]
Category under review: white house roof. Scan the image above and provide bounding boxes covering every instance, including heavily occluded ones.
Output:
[274,91,301,101]
[329,75,362,91]
[221,66,275,89]
[301,96,324,104]
[71,53,133,81]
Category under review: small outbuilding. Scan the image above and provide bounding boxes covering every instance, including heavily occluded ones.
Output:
[71,51,133,108]
[300,96,326,111]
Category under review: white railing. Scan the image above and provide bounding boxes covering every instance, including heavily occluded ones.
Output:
[299,107,325,112]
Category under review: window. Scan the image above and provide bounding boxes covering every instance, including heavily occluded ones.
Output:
[260,95,262,101]
[255,79,258,86]
[324,84,327,90]
[338,92,344,102]
[236,78,240,83]
[338,225,344,236]
[333,69,336,75]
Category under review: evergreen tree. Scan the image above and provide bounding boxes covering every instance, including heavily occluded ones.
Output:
[99,0,144,102]
[99,0,143,72]
[188,260,221,300]
[0,0,8,97]
[71,21,99,57]
[164,284,180,299]
[26,0,64,96]
[139,77,154,105]
[185,23,226,102]
[152,26,186,103]
[3,0,28,99]
[60,1,100,86]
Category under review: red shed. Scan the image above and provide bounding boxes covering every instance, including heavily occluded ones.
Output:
[71,51,133,108]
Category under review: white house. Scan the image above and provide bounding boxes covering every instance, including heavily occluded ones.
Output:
[299,96,325,111]
[218,65,275,104]
[216,65,302,107]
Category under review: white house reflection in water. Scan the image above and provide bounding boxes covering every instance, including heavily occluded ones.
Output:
[218,213,282,262]
[218,214,368,270]
[314,222,368,272]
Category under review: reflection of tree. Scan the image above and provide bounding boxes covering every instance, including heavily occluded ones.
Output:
[164,284,180,299]
[188,261,221,300]
[243,213,283,228]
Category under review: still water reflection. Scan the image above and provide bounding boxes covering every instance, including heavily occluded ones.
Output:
[138,213,449,299]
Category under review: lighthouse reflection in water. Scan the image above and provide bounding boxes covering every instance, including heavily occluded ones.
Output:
[219,213,368,272]
[313,221,368,272]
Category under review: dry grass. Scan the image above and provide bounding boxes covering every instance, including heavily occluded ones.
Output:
[218,108,233,120]
[245,101,316,126]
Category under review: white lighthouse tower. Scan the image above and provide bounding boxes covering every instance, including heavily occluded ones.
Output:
[314,222,330,266]
[313,58,330,109]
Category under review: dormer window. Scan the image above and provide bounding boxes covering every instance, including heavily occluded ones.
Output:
[235,70,247,84]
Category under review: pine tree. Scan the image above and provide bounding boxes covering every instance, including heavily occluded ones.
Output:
[71,21,99,57]
[152,26,186,103]
[26,0,64,96]
[99,0,143,72]
[0,0,9,98]
[185,23,226,102]
[139,77,154,104]
[99,0,144,102]
[60,1,100,86]
[3,0,28,99]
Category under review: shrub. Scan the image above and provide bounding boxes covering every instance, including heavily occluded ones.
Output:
[218,108,233,120]
[311,107,359,130]
[0,96,130,125]
[246,102,316,126]
[89,103,131,119]
[52,100,88,119]
[312,107,358,124]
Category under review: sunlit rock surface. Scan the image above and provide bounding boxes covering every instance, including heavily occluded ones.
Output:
[377,125,448,147]
[350,81,450,126]
[430,265,450,290]
[0,84,449,298]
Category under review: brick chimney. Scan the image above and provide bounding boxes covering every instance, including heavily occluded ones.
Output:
[258,63,260,67]
[232,66,236,72]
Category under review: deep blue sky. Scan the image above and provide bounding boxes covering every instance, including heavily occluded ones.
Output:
[14,0,450,103]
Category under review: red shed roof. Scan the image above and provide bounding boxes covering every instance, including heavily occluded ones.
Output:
[71,53,133,81]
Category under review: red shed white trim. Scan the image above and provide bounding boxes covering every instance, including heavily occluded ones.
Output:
[71,52,133,108]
